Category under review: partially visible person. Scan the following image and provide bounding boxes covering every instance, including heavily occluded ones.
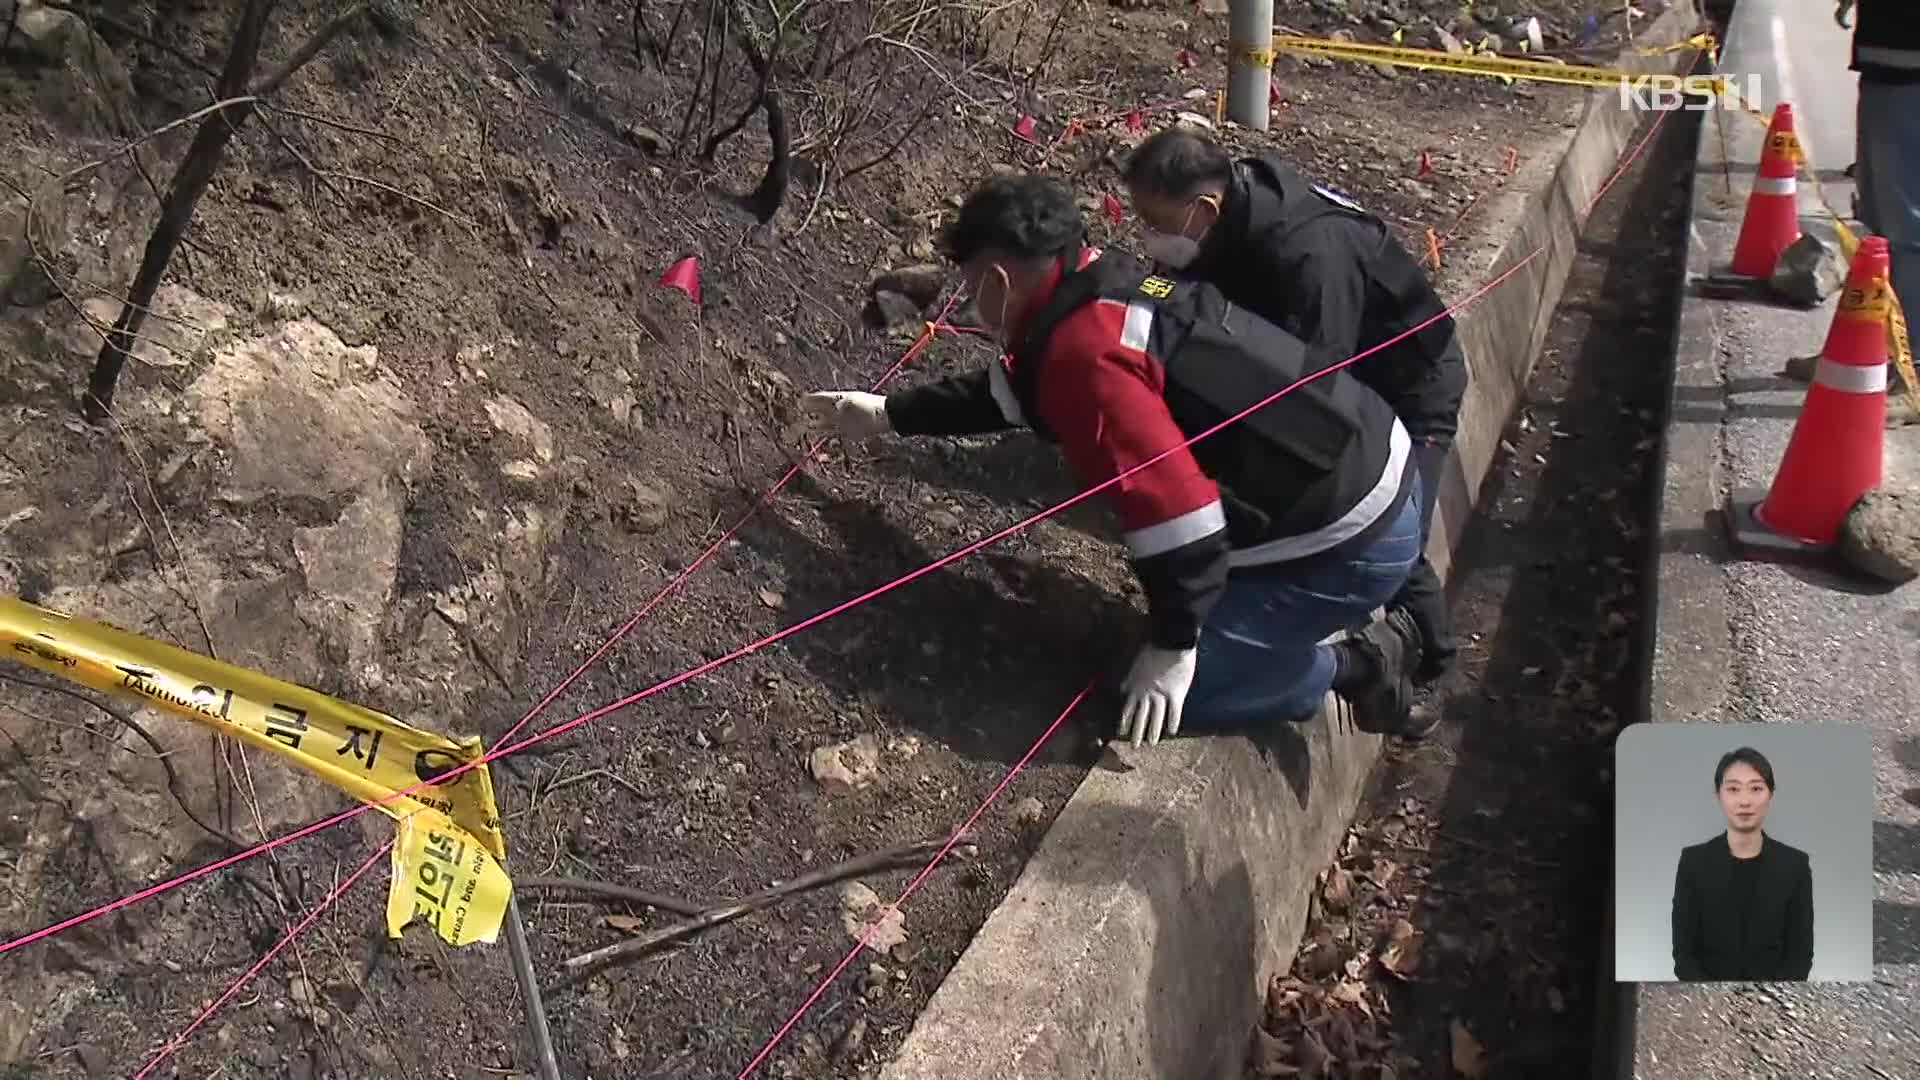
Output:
[1120,128,1467,690]
[799,173,1434,747]
[1846,0,1919,393]
[1670,746,1815,982]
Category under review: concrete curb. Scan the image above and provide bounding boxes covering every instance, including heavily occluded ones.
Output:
[880,11,1704,1079]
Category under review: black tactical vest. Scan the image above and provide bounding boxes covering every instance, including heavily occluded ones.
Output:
[1007,250,1407,551]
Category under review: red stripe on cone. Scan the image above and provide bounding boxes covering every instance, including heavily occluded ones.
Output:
[1754,236,1891,545]
[1729,103,1802,278]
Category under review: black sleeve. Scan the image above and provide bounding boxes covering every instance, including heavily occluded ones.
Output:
[1672,850,1706,981]
[1265,234,1369,358]
[1132,534,1231,651]
[884,370,1018,437]
[1783,852,1815,979]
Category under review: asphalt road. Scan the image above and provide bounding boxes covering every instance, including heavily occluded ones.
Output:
[1628,0,1920,1076]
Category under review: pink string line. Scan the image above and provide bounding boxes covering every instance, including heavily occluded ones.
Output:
[730,103,1683,1074]
[109,297,965,1072]
[733,683,1093,1078]
[0,102,1675,962]
[488,291,965,756]
[130,836,393,1080]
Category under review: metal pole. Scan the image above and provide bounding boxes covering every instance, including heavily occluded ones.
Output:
[505,892,564,1080]
[1226,0,1275,130]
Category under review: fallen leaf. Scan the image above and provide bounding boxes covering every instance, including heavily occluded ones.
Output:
[758,588,786,610]
[1323,867,1353,909]
[1296,1029,1332,1078]
[1450,1018,1488,1078]
[1250,1026,1295,1076]
[1369,858,1398,887]
[1379,919,1422,979]
[604,914,648,933]
[1328,979,1372,1019]
[839,882,909,952]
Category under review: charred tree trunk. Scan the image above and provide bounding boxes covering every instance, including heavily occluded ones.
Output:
[83,0,276,421]
[83,0,367,421]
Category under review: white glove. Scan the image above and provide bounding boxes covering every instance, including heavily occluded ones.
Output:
[1118,645,1198,747]
[800,391,891,441]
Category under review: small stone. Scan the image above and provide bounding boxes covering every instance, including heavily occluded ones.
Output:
[501,459,542,481]
[1769,233,1846,307]
[1838,487,1920,585]
[1008,796,1046,827]
[809,734,882,792]
[871,264,946,309]
[617,478,672,533]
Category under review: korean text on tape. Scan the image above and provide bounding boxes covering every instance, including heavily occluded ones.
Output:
[0,595,512,946]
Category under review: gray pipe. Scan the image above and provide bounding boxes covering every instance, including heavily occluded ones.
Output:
[1226,0,1275,131]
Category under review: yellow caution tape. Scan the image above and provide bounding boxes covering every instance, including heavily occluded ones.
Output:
[1723,88,1920,415]
[1271,33,1727,92]
[0,595,511,946]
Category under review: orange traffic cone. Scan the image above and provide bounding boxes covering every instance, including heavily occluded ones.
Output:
[1728,236,1892,557]
[1728,103,1802,279]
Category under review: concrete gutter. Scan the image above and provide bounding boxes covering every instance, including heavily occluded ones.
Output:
[880,8,1705,1079]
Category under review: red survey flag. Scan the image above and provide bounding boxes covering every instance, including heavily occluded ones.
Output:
[1012,113,1038,142]
[1125,109,1145,133]
[1102,193,1126,225]
[659,255,701,306]
[1416,149,1434,178]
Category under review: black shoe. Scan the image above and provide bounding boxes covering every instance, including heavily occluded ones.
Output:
[1343,610,1434,739]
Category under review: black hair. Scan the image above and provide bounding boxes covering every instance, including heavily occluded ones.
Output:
[941,172,1085,265]
[1123,127,1235,198]
[1714,746,1775,791]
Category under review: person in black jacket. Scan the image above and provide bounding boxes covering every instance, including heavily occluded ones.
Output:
[1836,0,1919,398]
[1121,129,1468,692]
[1670,746,1815,982]
[799,173,1433,745]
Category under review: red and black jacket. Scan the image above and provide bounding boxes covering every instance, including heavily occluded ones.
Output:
[1185,154,1467,443]
[885,248,1415,651]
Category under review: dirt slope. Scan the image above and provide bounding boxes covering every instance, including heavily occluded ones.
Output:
[0,0,1667,1076]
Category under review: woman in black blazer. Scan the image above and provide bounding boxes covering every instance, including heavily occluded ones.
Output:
[1671,746,1815,981]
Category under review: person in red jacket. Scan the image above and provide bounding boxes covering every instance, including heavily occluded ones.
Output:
[800,174,1432,745]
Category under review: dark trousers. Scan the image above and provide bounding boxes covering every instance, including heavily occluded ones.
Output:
[1390,435,1456,681]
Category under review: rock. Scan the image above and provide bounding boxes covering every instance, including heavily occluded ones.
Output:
[871,263,946,309]
[1433,26,1466,53]
[8,4,85,63]
[1769,233,1845,307]
[616,477,671,533]
[1173,110,1215,130]
[65,284,234,367]
[863,289,923,333]
[485,396,556,463]
[72,1043,109,1077]
[1008,796,1046,827]
[0,173,66,305]
[188,319,432,504]
[501,459,542,482]
[809,733,882,792]
[1838,488,1920,585]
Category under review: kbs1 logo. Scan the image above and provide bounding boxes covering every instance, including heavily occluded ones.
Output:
[1617,72,1762,112]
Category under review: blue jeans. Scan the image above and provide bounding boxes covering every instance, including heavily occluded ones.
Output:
[1856,79,1920,343]
[1180,471,1425,731]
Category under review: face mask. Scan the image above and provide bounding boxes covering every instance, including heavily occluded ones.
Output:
[1143,231,1202,268]
[1141,196,1215,270]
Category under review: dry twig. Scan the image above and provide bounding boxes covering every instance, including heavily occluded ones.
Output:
[554,833,975,984]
